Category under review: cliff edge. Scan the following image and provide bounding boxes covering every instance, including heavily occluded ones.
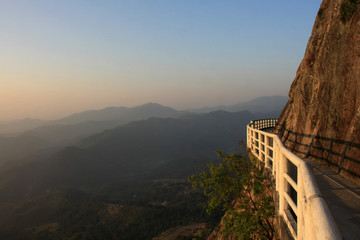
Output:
[275,0,360,181]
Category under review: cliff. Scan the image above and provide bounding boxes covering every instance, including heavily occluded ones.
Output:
[275,0,360,180]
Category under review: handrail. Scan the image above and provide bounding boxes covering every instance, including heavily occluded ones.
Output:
[247,119,342,240]
[274,123,360,179]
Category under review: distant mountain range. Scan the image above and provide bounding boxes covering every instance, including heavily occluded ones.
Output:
[0,96,287,169]
[0,97,285,239]
[0,103,183,135]
[0,118,47,136]
[0,96,288,135]
[19,103,183,146]
[188,96,288,113]
[0,103,184,168]
[0,110,280,202]
[54,102,183,125]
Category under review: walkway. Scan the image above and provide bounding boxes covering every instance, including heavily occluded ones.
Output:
[267,127,360,239]
[306,159,360,240]
[247,120,342,240]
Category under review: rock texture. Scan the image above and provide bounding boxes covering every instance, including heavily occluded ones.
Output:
[275,0,360,180]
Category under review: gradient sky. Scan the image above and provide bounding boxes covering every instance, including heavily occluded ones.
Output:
[1,0,322,121]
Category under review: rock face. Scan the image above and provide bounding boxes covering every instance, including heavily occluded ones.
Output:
[275,0,360,180]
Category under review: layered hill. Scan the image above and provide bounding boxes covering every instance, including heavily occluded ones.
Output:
[189,96,288,114]
[1,109,273,239]
[0,96,286,136]
[53,103,182,125]
[0,103,183,168]
[0,103,182,135]
[275,0,360,180]
[0,110,278,202]
[0,99,285,169]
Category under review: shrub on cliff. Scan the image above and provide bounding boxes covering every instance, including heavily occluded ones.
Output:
[189,149,276,240]
[341,0,359,22]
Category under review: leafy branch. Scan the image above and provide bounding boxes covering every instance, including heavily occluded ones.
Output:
[189,149,276,239]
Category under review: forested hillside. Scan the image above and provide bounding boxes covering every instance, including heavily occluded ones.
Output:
[0,108,280,239]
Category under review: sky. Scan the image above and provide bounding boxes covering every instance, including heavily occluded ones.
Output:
[0,0,322,121]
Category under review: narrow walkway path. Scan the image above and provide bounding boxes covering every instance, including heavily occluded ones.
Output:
[305,159,360,240]
[266,127,360,239]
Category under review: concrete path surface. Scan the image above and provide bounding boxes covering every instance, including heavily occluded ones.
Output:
[306,159,360,240]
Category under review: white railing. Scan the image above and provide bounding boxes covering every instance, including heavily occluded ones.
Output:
[247,119,342,240]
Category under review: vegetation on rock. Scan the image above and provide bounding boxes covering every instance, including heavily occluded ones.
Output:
[317,8,324,17]
[189,148,276,240]
[341,0,359,22]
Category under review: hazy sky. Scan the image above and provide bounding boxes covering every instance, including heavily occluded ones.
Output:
[1,0,322,121]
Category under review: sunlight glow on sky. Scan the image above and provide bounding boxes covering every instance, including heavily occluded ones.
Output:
[0,0,322,121]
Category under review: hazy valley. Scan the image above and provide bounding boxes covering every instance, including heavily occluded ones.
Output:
[0,96,287,239]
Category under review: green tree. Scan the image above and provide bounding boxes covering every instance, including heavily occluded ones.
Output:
[189,149,276,240]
